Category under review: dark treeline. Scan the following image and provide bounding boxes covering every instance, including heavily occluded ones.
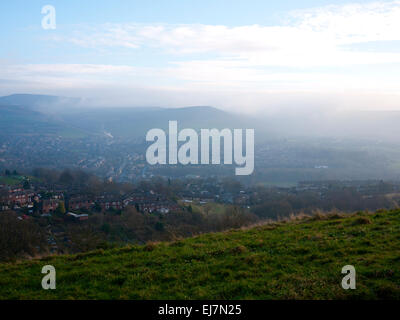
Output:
[250,186,395,220]
[0,212,46,261]
[32,168,136,196]
[0,205,257,262]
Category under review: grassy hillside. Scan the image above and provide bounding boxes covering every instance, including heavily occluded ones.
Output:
[0,209,399,300]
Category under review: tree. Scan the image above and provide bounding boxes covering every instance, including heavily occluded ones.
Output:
[93,203,102,212]
[23,179,31,190]
[222,177,243,193]
[155,221,164,231]
[204,204,212,217]
[0,212,46,261]
[101,223,111,234]
[59,169,74,185]
[55,201,66,215]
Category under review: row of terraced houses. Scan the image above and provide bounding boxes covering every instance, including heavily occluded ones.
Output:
[0,184,180,215]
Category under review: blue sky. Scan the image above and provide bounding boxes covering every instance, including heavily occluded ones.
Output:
[1,0,357,27]
[1,0,400,112]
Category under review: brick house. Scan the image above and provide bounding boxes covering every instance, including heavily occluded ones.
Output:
[41,199,60,214]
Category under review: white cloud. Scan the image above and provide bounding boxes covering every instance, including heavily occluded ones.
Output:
[42,1,400,92]
[293,1,400,44]
[58,1,400,64]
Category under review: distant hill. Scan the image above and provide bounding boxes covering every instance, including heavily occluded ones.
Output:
[0,94,81,111]
[1,209,399,299]
[0,94,257,139]
[2,93,400,142]
[61,105,251,139]
[0,104,64,136]
[0,95,88,137]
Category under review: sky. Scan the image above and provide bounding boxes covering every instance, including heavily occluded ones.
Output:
[1,0,400,113]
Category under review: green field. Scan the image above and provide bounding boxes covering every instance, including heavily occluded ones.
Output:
[0,175,40,186]
[0,176,22,185]
[0,209,399,299]
[180,201,228,216]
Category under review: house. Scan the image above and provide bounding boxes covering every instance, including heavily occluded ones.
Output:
[0,188,34,207]
[0,204,9,211]
[67,197,93,211]
[41,199,60,214]
[97,199,123,211]
[134,200,180,214]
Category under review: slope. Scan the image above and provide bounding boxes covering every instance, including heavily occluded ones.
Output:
[0,210,399,299]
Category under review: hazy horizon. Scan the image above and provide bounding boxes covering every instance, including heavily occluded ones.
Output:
[1,0,400,113]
